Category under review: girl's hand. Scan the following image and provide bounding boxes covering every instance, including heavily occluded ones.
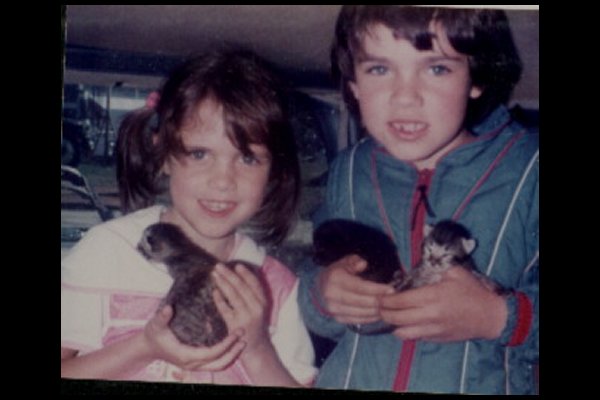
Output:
[143,304,246,371]
[317,254,394,325]
[379,267,508,342]
[212,263,271,356]
[212,263,304,387]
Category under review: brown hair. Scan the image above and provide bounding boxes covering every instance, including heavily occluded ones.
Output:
[116,49,300,246]
[331,6,523,127]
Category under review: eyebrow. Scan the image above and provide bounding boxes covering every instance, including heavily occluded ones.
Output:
[356,52,466,65]
[355,52,387,64]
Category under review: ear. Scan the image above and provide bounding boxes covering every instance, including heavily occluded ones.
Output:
[470,86,483,99]
[461,238,476,254]
[160,156,171,176]
[423,223,434,237]
[348,80,360,101]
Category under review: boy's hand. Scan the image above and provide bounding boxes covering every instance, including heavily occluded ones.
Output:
[318,254,395,325]
[143,304,246,371]
[379,267,508,342]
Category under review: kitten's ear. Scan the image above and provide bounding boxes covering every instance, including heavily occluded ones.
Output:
[461,238,476,254]
[424,224,434,237]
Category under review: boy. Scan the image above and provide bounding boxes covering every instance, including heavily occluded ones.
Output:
[298,6,538,394]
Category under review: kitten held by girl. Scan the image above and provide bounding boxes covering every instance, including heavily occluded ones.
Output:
[61,49,316,387]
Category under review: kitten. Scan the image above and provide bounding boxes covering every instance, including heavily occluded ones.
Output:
[397,220,506,294]
[138,222,258,347]
[312,219,404,334]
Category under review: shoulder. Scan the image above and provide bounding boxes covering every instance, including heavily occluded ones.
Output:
[326,137,376,199]
[97,205,164,246]
[61,205,165,290]
[261,256,300,329]
[474,105,538,152]
[230,234,297,293]
[262,256,297,292]
[330,137,376,172]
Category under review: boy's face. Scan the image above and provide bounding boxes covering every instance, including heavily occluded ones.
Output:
[349,23,482,170]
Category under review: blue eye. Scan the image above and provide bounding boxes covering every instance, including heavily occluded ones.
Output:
[187,149,206,160]
[241,154,259,165]
[429,65,451,76]
[366,65,388,76]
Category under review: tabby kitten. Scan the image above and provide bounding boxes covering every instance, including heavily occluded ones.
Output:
[138,222,257,347]
[397,220,506,294]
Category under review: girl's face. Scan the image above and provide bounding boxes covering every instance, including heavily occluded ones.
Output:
[349,23,482,170]
[162,98,271,257]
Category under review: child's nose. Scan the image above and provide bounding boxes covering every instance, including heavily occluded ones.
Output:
[391,75,423,107]
[208,161,236,191]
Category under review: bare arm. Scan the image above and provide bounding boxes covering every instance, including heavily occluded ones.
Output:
[61,305,245,380]
[61,332,155,379]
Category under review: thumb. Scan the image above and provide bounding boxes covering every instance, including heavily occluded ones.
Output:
[344,255,368,275]
[156,304,173,326]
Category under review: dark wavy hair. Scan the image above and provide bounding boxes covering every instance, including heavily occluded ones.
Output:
[116,49,300,246]
[331,5,523,127]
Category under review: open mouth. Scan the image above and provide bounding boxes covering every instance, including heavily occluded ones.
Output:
[199,200,237,217]
[388,121,428,140]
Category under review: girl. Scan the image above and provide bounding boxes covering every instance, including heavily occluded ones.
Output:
[61,49,316,387]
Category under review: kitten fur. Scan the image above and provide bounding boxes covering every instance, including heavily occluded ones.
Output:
[138,222,258,347]
[397,220,506,295]
[312,219,404,334]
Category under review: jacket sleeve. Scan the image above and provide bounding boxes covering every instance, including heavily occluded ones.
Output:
[297,256,346,340]
[496,153,538,363]
[297,153,353,341]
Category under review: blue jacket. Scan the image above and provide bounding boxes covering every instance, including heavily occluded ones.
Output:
[298,106,539,394]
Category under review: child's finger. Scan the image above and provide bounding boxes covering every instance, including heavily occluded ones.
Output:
[149,305,173,330]
[328,302,381,319]
[184,331,245,371]
[212,264,246,310]
[342,276,395,298]
[338,315,381,325]
[233,263,266,305]
[342,254,369,274]
[379,285,437,310]
[213,288,235,324]
[214,263,261,309]
[392,323,442,342]
[324,281,389,309]
[193,340,246,371]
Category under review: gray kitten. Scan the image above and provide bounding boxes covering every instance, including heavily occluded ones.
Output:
[397,220,506,294]
[138,222,257,347]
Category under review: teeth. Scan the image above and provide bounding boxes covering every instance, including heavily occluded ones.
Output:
[391,122,426,132]
[202,201,233,212]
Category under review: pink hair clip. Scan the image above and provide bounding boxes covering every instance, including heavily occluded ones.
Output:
[145,91,160,109]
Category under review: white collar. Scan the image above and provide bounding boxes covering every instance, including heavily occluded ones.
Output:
[229,233,266,267]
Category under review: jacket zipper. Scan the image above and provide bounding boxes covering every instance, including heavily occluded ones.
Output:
[393,168,434,392]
